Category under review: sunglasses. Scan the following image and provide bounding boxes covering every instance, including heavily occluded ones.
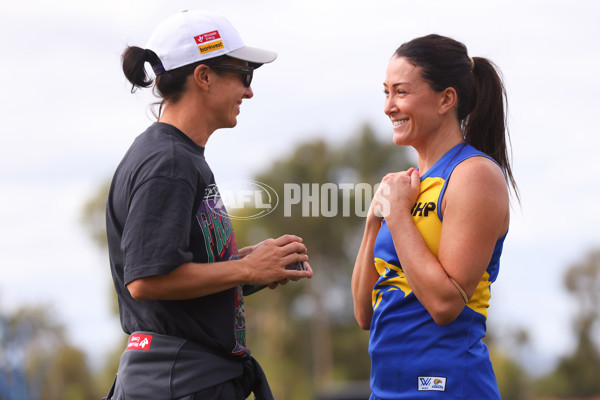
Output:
[208,64,254,88]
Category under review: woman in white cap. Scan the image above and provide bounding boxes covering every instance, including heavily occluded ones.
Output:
[105,10,312,400]
[352,34,518,399]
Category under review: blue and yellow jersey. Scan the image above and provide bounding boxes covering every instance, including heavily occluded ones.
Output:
[369,143,505,400]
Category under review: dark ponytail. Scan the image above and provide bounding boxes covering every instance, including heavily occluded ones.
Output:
[394,34,519,201]
[121,46,161,93]
[465,58,518,201]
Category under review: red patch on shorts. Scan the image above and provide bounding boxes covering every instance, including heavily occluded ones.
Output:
[126,334,153,351]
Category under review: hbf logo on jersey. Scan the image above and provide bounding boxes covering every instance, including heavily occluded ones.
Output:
[412,201,436,217]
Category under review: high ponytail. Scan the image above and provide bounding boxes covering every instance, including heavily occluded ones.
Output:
[394,34,519,202]
[464,58,518,202]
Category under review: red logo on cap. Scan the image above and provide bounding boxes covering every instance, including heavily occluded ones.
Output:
[195,31,221,44]
[126,334,153,351]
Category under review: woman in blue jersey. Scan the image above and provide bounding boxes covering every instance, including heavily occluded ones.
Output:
[351,34,518,399]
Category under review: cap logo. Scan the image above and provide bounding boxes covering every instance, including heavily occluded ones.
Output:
[198,40,224,55]
[194,30,221,44]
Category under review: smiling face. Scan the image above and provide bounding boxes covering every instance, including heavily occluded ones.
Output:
[209,59,254,130]
[383,56,447,148]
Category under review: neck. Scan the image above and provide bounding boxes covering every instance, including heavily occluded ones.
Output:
[158,101,212,147]
[416,124,464,174]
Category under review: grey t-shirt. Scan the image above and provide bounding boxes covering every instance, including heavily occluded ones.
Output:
[106,122,247,356]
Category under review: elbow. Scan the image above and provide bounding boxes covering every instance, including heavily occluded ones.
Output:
[354,309,372,331]
[428,302,464,326]
[357,321,371,331]
[127,279,154,301]
[355,316,372,331]
[431,313,457,326]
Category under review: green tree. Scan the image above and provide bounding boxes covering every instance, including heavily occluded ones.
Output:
[491,353,530,400]
[0,305,101,400]
[39,346,97,400]
[81,180,111,249]
[486,327,531,400]
[80,181,128,393]
[533,249,600,399]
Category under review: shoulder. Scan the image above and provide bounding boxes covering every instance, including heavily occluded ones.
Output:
[446,155,508,207]
[443,155,509,233]
[451,155,507,192]
[133,125,206,175]
[115,144,208,206]
[441,156,510,244]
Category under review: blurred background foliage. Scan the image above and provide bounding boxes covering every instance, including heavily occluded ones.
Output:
[1,124,599,399]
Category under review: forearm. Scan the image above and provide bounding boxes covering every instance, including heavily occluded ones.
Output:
[351,219,381,329]
[386,211,466,325]
[127,259,251,300]
[127,235,312,301]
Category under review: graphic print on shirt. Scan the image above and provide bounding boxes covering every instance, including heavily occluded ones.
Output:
[197,184,237,263]
[232,286,246,355]
[196,184,246,355]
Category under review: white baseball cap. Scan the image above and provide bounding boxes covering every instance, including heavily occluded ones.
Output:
[146,10,277,73]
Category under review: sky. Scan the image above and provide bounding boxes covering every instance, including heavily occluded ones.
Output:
[1,0,599,375]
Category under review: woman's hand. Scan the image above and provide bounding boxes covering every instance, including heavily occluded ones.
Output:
[266,261,313,289]
[241,235,312,286]
[374,167,420,218]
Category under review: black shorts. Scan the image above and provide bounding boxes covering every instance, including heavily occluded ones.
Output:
[109,332,243,399]
[105,332,272,400]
